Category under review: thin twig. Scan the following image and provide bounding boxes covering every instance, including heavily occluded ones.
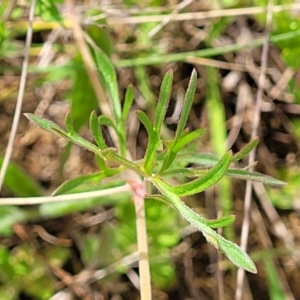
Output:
[235,1,274,299]
[0,0,37,191]
[105,4,300,25]
[0,184,131,205]
[148,0,193,37]
[186,57,276,75]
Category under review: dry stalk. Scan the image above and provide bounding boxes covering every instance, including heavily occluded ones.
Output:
[0,0,37,191]
[235,1,274,299]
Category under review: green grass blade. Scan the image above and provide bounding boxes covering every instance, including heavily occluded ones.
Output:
[264,257,286,300]
[206,66,233,239]
[0,158,42,197]
[115,29,300,68]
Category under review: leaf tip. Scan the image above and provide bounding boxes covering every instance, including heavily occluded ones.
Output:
[191,68,197,77]
[244,262,257,274]
[23,113,32,120]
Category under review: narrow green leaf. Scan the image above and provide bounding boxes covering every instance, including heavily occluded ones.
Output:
[154,70,173,137]
[70,55,98,131]
[264,256,286,300]
[64,125,106,159]
[94,48,121,122]
[164,166,286,187]
[97,115,126,153]
[65,113,76,135]
[204,215,236,228]
[160,167,193,177]
[136,110,155,137]
[173,152,232,196]
[147,193,235,228]
[145,194,172,206]
[214,233,257,273]
[98,115,117,129]
[232,138,259,162]
[122,85,134,122]
[175,152,220,166]
[173,129,206,153]
[90,111,107,149]
[160,128,206,173]
[175,69,197,139]
[159,140,175,173]
[226,169,286,186]
[152,177,257,273]
[136,110,159,174]
[25,113,106,159]
[24,113,69,139]
[52,172,107,195]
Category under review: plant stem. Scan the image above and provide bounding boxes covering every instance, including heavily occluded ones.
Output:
[129,177,152,300]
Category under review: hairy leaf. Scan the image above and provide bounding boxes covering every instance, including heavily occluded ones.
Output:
[122,85,134,122]
[232,138,259,162]
[160,128,205,173]
[152,178,257,273]
[154,70,173,137]
[172,152,232,196]
[175,69,197,139]
[90,111,107,149]
[94,48,121,122]
[136,110,160,174]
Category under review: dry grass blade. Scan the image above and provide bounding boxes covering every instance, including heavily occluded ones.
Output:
[0,0,37,191]
[235,1,274,299]
[106,4,300,24]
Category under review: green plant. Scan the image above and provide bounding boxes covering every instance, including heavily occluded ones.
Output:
[24,50,285,298]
